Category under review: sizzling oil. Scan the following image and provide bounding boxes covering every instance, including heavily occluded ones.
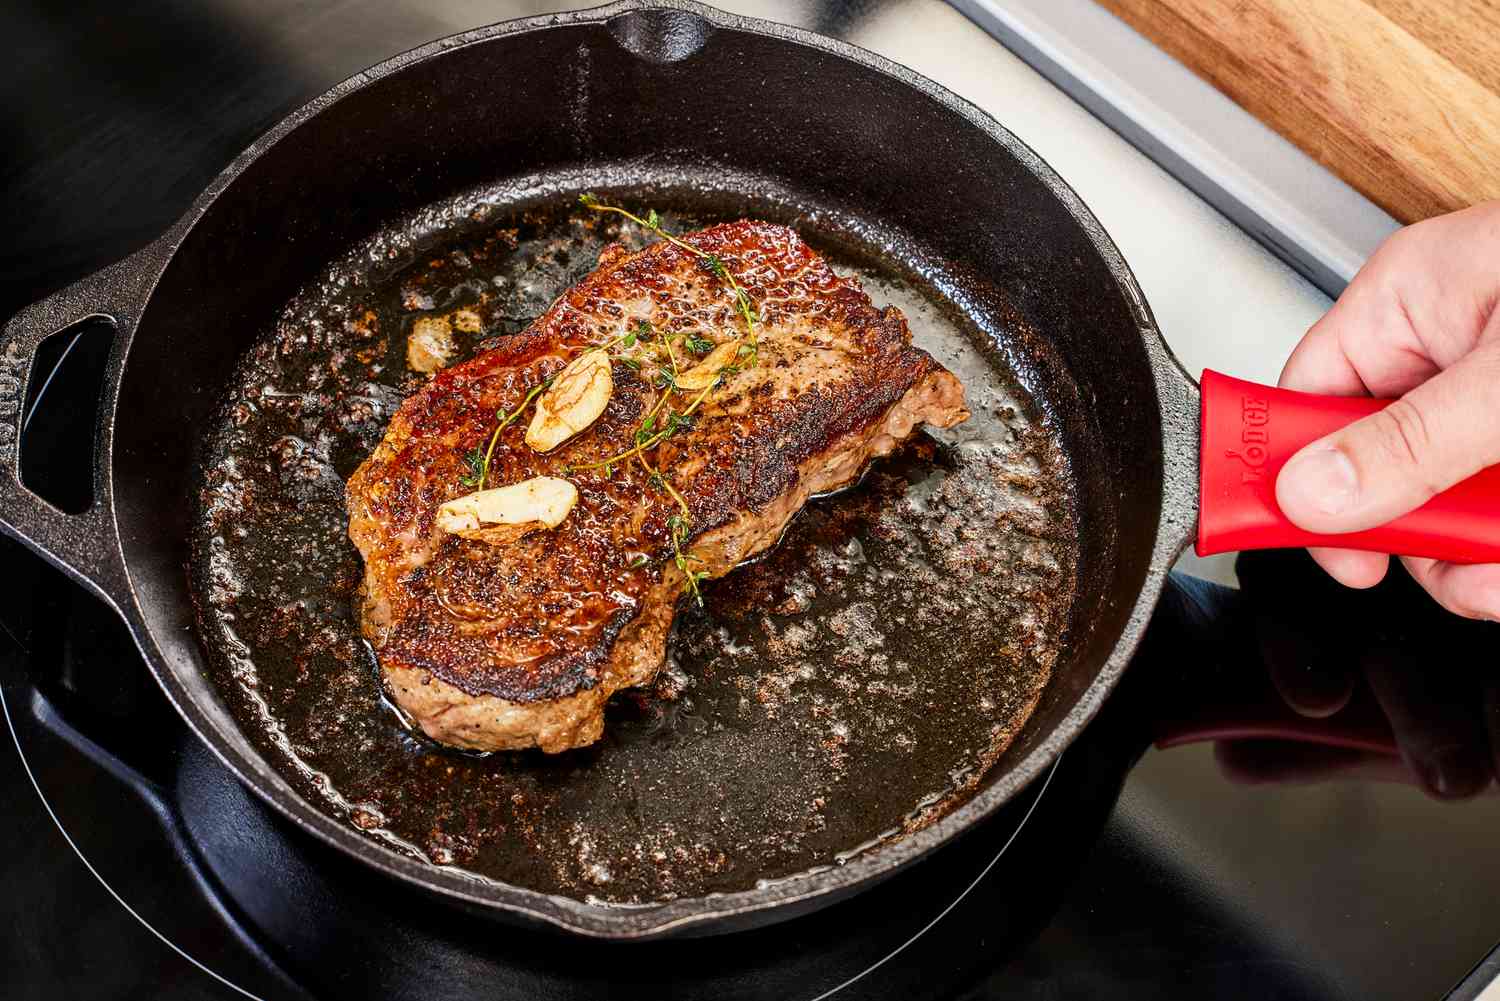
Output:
[193,195,1077,903]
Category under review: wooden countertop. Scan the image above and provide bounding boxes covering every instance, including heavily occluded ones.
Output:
[1095,0,1500,223]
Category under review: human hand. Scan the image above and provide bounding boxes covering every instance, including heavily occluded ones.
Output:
[1274,201,1500,619]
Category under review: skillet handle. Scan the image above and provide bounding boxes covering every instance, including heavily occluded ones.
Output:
[0,255,150,614]
[1196,369,1500,562]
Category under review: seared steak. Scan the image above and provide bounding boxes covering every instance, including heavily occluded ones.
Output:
[346,220,968,753]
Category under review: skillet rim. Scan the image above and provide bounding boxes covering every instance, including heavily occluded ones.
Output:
[97,0,1200,939]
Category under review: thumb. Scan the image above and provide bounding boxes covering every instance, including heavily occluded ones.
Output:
[1276,343,1500,534]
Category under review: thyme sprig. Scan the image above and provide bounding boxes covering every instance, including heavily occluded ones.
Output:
[551,194,767,604]
[457,323,646,490]
[578,193,760,358]
[460,376,554,489]
[668,513,708,606]
[564,370,720,476]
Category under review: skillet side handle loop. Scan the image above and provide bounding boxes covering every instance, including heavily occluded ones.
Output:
[1196,369,1500,563]
[0,256,150,614]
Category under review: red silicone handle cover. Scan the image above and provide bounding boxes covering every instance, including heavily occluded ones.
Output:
[1196,370,1500,562]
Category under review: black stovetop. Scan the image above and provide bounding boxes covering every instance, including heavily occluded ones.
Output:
[4,2,1500,999]
[7,520,1500,1001]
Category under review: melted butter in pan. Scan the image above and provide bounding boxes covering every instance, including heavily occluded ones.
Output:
[192,193,1078,903]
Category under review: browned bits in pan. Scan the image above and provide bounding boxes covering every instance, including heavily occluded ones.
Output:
[191,196,1077,904]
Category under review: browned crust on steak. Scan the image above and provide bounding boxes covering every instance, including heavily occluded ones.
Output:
[346,221,968,752]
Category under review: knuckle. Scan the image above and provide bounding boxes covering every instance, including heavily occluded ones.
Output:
[1373,223,1425,270]
[1472,343,1500,405]
[1438,590,1493,622]
[1422,572,1500,622]
[1363,401,1443,495]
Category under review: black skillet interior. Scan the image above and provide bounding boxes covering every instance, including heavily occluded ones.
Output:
[99,2,1173,935]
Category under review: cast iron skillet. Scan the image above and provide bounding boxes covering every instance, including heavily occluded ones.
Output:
[1,0,1491,940]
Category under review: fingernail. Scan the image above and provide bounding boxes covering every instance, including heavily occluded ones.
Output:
[1282,448,1358,516]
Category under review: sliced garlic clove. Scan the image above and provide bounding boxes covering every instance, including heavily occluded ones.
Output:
[674,339,742,391]
[526,349,613,452]
[451,307,484,333]
[407,315,456,373]
[436,476,578,544]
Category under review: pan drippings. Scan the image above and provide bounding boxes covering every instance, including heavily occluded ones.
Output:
[193,192,1078,903]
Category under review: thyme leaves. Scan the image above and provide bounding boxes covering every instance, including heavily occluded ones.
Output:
[579,193,761,357]
[457,194,767,605]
